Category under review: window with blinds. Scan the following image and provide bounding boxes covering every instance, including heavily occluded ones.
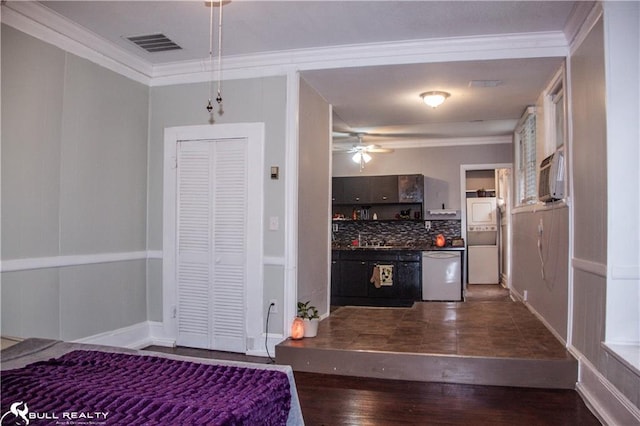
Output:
[515,109,537,205]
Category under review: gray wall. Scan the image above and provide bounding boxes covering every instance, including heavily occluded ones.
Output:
[1,25,149,340]
[147,76,288,331]
[297,78,331,316]
[511,207,569,340]
[570,12,640,414]
[570,15,607,361]
[333,143,512,210]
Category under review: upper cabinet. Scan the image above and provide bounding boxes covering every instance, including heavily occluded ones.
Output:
[369,175,400,204]
[398,174,424,203]
[332,174,423,205]
[341,176,372,204]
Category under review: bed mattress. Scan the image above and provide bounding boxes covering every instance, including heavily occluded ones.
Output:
[1,339,304,425]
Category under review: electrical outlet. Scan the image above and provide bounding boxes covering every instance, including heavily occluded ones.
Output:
[269,299,278,313]
[425,221,431,231]
[538,218,544,235]
[332,223,338,232]
[523,290,528,301]
[269,216,279,231]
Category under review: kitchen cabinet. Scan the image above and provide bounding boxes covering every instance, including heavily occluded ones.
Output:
[332,175,424,220]
[331,178,343,204]
[369,175,399,204]
[398,174,424,203]
[331,250,421,307]
[397,255,422,300]
[341,176,371,204]
[337,259,369,297]
[330,251,341,296]
[332,174,423,206]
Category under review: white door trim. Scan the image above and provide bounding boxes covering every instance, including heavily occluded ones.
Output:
[163,123,265,352]
[460,163,513,288]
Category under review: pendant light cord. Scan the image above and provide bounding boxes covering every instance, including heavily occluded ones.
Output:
[216,0,223,106]
[206,2,214,112]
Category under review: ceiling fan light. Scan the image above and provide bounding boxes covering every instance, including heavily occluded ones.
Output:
[351,152,372,164]
[420,91,450,108]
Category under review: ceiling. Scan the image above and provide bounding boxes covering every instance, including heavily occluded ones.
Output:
[35,1,578,146]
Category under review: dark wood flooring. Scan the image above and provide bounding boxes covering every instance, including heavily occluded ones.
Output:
[294,372,600,426]
[142,345,601,425]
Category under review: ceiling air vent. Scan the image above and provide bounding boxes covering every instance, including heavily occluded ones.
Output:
[468,80,503,88]
[126,33,182,53]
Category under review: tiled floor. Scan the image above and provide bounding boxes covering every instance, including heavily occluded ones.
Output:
[295,298,571,360]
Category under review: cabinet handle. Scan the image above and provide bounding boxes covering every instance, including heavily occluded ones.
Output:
[355,197,360,201]
[361,261,366,265]
[382,196,388,200]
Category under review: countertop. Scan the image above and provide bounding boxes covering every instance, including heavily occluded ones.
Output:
[332,244,465,252]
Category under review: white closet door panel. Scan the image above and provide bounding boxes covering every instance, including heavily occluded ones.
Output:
[176,142,213,348]
[211,139,247,353]
[176,262,210,347]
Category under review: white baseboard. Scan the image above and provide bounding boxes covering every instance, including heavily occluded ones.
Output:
[247,333,285,358]
[148,321,176,347]
[509,288,568,347]
[73,321,155,349]
[75,321,280,357]
[574,350,640,426]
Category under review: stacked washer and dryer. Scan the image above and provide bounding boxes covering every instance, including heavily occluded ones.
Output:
[466,197,499,284]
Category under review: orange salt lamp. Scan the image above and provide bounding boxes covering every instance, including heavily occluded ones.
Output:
[291,317,305,340]
[435,234,446,247]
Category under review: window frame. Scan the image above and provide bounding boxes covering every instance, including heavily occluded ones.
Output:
[514,106,538,207]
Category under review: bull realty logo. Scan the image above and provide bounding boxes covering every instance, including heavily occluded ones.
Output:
[1,401,109,425]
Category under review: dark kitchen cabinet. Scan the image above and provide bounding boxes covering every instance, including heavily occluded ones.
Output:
[369,175,399,204]
[398,174,424,203]
[337,259,369,297]
[398,260,421,300]
[331,250,422,307]
[332,174,424,209]
[341,177,371,204]
[331,178,344,204]
[330,251,341,296]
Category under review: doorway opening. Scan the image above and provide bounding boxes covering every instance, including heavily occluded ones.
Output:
[460,163,513,292]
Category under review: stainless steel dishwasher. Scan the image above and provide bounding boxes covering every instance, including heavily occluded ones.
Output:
[422,251,462,301]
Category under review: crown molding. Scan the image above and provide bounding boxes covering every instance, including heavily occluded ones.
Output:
[564,1,600,48]
[152,31,569,86]
[333,135,512,151]
[1,1,569,87]
[568,1,603,55]
[1,1,152,85]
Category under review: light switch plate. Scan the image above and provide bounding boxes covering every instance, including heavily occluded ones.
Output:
[269,216,279,230]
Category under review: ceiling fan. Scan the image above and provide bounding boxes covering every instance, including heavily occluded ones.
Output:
[333,132,394,170]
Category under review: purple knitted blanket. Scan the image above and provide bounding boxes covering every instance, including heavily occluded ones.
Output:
[1,350,291,425]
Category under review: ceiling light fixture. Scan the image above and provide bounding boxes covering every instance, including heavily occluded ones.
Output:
[352,151,372,171]
[205,0,227,119]
[420,91,450,108]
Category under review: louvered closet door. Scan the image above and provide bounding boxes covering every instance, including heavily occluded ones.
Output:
[176,139,247,352]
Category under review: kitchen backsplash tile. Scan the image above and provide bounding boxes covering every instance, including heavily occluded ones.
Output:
[332,220,461,247]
